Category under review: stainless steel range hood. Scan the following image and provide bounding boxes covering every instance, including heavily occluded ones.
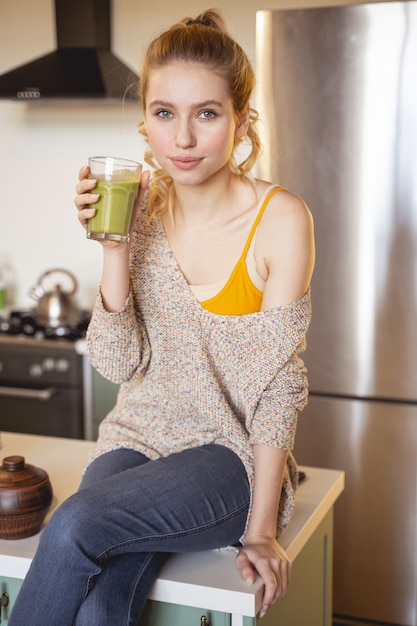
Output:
[0,0,139,102]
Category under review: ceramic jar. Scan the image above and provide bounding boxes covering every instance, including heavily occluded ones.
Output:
[0,455,53,539]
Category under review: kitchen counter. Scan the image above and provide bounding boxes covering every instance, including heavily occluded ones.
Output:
[0,432,344,622]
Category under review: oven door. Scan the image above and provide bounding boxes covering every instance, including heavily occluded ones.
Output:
[0,384,84,438]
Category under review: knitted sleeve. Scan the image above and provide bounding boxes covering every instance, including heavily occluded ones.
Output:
[248,350,308,448]
[86,288,151,383]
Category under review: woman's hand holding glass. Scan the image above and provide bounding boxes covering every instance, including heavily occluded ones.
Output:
[74,165,151,249]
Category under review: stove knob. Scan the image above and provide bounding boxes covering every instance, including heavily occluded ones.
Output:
[56,358,70,373]
[29,363,43,378]
[42,358,55,372]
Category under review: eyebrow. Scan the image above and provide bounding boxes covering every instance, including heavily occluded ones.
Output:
[148,99,224,109]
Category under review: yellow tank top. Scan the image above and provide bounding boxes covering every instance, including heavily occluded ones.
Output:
[200,186,284,315]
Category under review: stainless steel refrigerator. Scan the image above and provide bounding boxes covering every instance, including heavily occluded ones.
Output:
[256,3,417,625]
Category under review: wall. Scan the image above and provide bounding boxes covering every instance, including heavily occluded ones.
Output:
[0,0,383,309]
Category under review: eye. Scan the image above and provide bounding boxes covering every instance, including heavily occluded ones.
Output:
[156,110,173,119]
[199,110,216,120]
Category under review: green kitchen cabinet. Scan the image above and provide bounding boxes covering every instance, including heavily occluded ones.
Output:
[140,601,230,625]
[0,576,23,625]
[90,364,119,439]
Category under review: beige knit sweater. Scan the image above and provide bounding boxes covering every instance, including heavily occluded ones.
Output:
[86,203,312,537]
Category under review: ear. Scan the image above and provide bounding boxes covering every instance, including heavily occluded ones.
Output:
[235,108,250,139]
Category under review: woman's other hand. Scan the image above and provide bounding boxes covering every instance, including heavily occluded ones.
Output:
[236,536,291,618]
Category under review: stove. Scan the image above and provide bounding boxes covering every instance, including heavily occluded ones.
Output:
[0,308,90,342]
[0,309,91,439]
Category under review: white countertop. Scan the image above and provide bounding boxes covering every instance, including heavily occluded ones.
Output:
[0,432,344,617]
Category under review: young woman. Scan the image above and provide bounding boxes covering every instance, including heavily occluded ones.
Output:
[9,10,314,625]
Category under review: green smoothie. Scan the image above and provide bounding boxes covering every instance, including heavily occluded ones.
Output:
[87,180,139,242]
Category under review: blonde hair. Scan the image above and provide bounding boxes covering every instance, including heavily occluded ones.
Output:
[138,9,262,220]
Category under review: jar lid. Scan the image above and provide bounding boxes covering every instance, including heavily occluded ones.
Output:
[0,455,49,489]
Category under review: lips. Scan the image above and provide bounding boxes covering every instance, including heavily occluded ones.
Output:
[170,156,203,170]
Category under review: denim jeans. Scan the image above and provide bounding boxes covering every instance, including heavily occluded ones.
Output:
[9,444,250,626]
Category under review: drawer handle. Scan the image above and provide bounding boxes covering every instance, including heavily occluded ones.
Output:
[0,592,9,624]
[0,386,57,401]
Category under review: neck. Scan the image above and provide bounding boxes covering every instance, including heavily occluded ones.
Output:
[172,171,243,226]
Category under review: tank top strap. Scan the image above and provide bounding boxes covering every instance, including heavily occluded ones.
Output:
[241,185,285,257]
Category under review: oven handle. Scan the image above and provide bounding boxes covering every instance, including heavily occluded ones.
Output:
[0,386,57,401]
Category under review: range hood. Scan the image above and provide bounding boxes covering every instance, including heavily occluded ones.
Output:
[0,0,139,102]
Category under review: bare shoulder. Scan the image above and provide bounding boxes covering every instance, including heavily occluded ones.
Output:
[255,183,314,255]
[260,185,313,230]
[254,182,315,308]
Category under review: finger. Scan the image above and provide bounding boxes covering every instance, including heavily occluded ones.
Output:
[260,568,278,609]
[78,165,90,181]
[74,192,99,213]
[77,207,96,229]
[140,169,151,189]
[236,552,257,585]
[272,559,292,605]
[245,555,278,612]
[75,177,97,196]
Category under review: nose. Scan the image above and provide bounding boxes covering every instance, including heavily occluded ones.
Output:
[175,118,196,148]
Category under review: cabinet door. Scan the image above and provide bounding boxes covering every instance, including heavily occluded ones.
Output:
[0,576,23,625]
[90,366,119,439]
[139,600,231,626]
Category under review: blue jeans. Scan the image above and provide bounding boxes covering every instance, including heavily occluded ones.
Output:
[9,444,250,626]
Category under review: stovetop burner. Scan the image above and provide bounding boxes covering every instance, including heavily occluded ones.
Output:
[0,309,90,341]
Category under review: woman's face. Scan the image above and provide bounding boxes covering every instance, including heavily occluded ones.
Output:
[144,61,246,187]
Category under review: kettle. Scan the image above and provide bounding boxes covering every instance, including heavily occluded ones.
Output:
[29,268,80,328]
